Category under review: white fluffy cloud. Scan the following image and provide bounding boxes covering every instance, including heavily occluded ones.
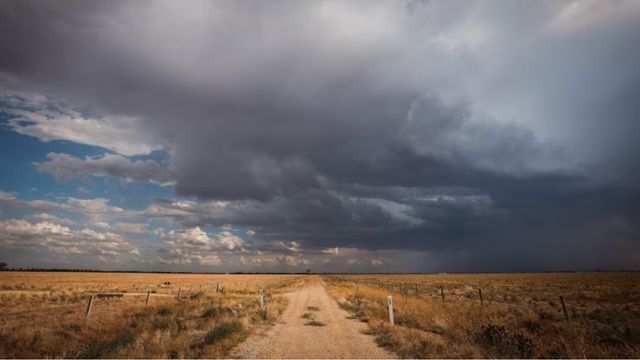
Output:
[1,91,161,156]
[0,219,139,259]
[157,227,244,266]
[28,213,76,226]
[0,191,140,218]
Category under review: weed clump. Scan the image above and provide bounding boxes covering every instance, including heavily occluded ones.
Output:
[203,321,243,344]
[153,318,172,330]
[476,324,534,358]
[301,312,314,319]
[75,330,136,358]
[305,320,326,327]
[202,308,219,319]
[157,307,173,316]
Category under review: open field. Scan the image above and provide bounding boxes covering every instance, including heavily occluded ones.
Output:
[0,272,303,358]
[1,272,639,358]
[324,272,640,358]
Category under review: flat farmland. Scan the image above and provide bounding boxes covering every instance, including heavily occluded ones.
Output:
[0,272,303,358]
[1,272,639,358]
[325,272,640,358]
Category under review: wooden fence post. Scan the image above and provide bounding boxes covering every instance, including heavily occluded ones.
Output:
[145,290,151,306]
[559,295,569,320]
[177,287,182,300]
[440,285,445,302]
[387,295,394,326]
[479,288,484,306]
[85,294,95,318]
[216,281,220,293]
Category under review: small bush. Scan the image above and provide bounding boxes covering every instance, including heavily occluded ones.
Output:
[153,318,172,330]
[476,324,534,358]
[396,313,420,329]
[203,321,243,344]
[157,307,173,316]
[202,308,219,318]
[522,320,542,333]
[75,330,136,358]
[256,309,269,321]
[539,311,556,321]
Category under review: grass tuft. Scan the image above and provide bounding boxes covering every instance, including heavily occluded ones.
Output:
[301,312,314,319]
[75,330,136,358]
[203,321,243,345]
[305,320,326,327]
[157,307,173,316]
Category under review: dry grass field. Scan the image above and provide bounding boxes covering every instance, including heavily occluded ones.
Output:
[0,272,303,358]
[324,272,640,358]
[1,272,639,359]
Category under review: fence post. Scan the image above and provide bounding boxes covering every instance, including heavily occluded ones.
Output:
[559,295,569,320]
[85,294,95,318]
[479,288,484,306]
[145,290,151,306]
[259,289,265,308]
[387,295,394,325]
[216,281,220,293]
[177,287,182,300]
[440,285,445,302]
[415,283,419,297]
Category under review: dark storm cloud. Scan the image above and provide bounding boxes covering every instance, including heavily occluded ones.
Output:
[1,0,639,270]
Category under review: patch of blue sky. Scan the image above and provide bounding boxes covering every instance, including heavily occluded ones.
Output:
[0,121,103,197]
[0,114,173,213]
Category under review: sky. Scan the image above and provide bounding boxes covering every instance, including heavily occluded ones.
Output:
[0,0,639,272]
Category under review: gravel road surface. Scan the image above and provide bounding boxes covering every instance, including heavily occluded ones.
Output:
[232,277,395,359]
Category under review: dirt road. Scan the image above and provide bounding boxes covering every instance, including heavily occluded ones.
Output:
[232,277,394,359]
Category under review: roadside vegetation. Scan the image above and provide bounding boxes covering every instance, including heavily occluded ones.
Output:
[324,272,640,358]
[0,272,303,358]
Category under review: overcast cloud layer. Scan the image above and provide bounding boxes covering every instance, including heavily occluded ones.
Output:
[0,0,639,272]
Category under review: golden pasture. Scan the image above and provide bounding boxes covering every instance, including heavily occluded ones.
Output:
[325,272,640,358]
[0,272,302,358]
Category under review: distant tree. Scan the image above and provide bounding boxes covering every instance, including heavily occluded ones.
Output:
[0,262,7,270]
[306,268,311,274]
